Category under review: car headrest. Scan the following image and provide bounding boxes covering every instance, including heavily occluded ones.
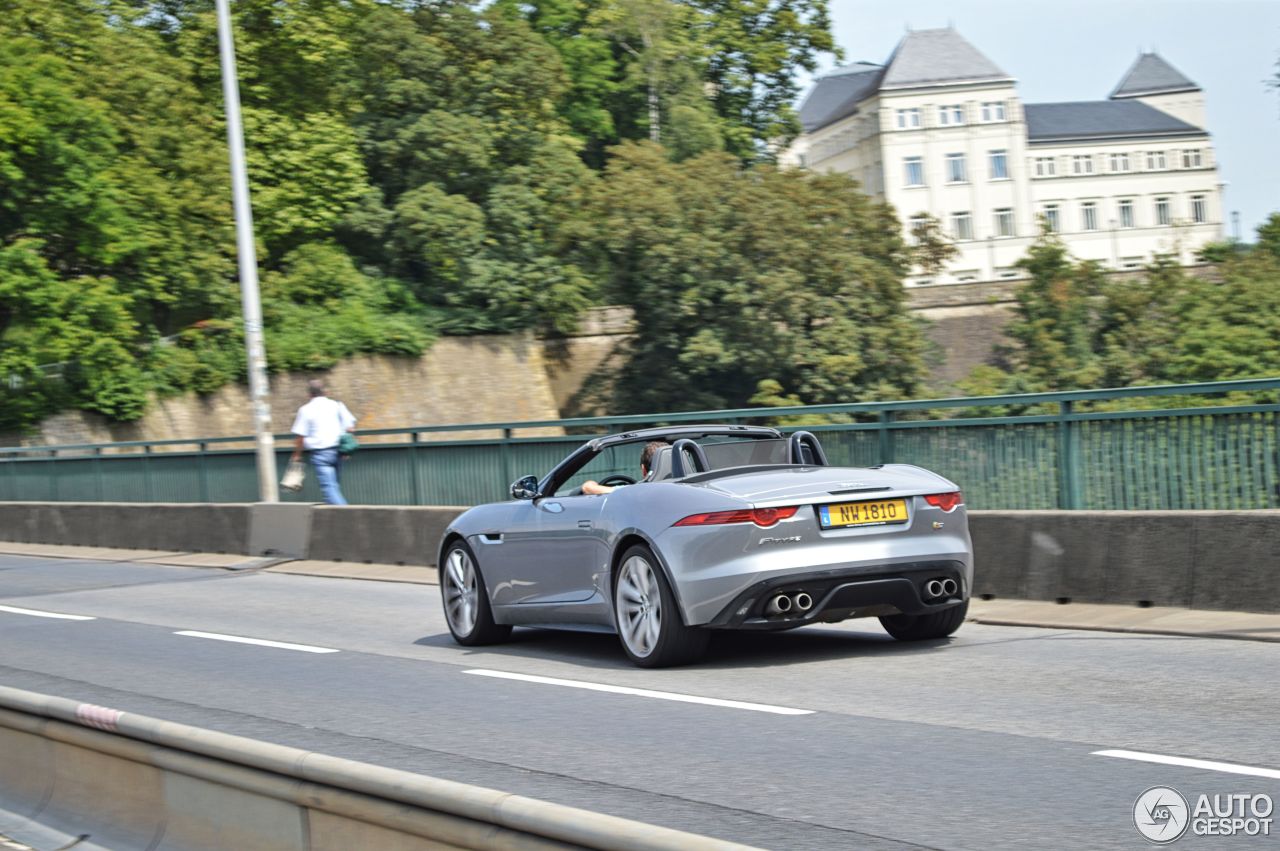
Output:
[645,446,675,481]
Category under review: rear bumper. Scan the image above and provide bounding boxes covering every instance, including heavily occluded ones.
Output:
[703,560,968,629]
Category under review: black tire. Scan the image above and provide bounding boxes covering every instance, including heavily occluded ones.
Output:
[879,599,969,641]
[440,540,511,646]
[612,544,709,668]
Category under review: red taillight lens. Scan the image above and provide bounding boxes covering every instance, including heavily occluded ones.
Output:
[674,506,799,528]
[923,492,963,512]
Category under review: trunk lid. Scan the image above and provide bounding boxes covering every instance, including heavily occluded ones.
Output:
[693,464,955,506]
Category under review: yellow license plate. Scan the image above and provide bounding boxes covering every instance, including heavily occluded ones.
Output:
[818,498,908,528]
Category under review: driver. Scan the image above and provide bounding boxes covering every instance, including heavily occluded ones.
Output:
[582,440,668,495]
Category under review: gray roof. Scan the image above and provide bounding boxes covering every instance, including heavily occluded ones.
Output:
[879,28,1012,90]
[1025,101,1204,143]
[1110,53,1199,99]
[797,28,1011,133]
[797,63,883,132]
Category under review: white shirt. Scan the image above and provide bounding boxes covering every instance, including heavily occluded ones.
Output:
[291,397,356,451]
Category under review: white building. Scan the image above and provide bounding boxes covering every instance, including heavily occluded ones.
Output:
[784,28,1224,285]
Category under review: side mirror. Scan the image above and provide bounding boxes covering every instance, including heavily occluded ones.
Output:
[510,474,540,500]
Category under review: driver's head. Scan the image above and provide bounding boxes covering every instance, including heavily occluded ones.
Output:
[640,441,668,478]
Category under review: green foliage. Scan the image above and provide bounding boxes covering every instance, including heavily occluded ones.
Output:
[963,218,1280,409]
[500,0,839,161]
[0,0,598,430]
[588,142,925,412]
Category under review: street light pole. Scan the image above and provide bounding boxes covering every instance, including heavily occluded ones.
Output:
[216,0,278,503]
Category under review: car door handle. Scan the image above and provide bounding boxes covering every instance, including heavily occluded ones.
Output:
[577,520,593,529]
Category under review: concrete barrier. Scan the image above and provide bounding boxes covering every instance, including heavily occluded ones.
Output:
[307,505,464,565]
[0,685,758,851]
[0,502,251,554]
[968,510,1280,613]
[1,502,1278,612]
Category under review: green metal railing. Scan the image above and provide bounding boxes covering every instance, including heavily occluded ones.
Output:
[2,378,1278,509]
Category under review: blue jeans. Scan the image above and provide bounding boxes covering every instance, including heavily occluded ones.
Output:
[310,448,348,505]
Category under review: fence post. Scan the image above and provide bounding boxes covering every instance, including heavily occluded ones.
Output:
[877,411,895,464]
[198,442,210,503]
[95,447,104,502]
[49,449,59,501]
[500,428,513,492]
[143,444,154,502]
[1057,400,1082,509]
[409,432,422,505]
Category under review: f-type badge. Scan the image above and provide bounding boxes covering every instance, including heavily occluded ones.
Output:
[759,536,802,545]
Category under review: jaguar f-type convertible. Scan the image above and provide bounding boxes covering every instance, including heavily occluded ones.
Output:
[438,426,973,667]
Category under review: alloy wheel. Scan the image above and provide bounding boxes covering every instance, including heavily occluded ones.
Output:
[617,555,662,657]
[444,547,478,636]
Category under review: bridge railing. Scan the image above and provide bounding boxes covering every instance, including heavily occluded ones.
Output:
[1,378,1278,509]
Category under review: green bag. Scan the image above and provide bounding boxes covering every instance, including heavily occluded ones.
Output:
[338,432,359,455]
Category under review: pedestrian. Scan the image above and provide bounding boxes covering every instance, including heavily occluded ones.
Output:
[290,379,357,505]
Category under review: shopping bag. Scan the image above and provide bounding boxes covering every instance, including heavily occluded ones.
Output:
[281,459,306,492]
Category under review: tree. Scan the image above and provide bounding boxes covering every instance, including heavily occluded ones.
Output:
[588,142,925,412]
[499,0,840,160]
[960,215,1280,401]
[908,213,958,276]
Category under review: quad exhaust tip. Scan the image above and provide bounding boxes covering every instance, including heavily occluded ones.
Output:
[924,578,959,600]
[793,592,813,612]
[766,594,793,615]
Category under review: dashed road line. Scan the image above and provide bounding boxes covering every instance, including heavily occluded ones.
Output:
[463,669,815,715]
[174,630,339,654]
[1093,749,1280,780]
[0,604,95,621]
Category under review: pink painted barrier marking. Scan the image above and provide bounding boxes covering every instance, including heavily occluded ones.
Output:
[75,704,123,732]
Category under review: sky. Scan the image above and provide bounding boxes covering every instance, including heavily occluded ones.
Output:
[806,0,1280,240]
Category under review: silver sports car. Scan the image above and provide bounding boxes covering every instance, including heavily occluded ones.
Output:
[438,426,973,667]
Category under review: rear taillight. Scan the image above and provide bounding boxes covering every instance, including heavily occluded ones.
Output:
[674,506,799,528]
[923,492,963,512]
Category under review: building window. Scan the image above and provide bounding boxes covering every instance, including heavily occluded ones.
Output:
[1082,201,1098,231]
[1072,155,1094,175]
[908,213,930,245]
[1034,157,1056,177]
[1119,199,1135,228]
[904,157,924,187]
[1191,194,1207,224]
[1155,196,1171,226]
[946,153,967,183]
[997,267,1021,279]
[1146,151,1166,170]
[1121,256,1144,270]
[1182,148,1203,168]
[1043,204,1060,233]
[896,108,921,129]
[1109,153,1130,172]
[981,101,1006,122]
[938,104,964,126]
[989,149,1008,180]
[994,208,1014,238]
[951,211,973,241]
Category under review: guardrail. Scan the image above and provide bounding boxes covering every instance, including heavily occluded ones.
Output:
[1,378,1278,509]
[0,685,758,851]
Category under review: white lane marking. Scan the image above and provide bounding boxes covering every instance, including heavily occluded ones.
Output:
[1093,749,1280,780]
[0,604,95,621]
[174,630,339,654]
[464,669,814,715]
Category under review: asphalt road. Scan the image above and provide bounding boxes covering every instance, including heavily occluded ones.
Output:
[1,553,1278,850]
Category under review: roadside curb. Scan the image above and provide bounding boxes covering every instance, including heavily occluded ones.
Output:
[0,542,437,585]
[968,599,1280,643]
